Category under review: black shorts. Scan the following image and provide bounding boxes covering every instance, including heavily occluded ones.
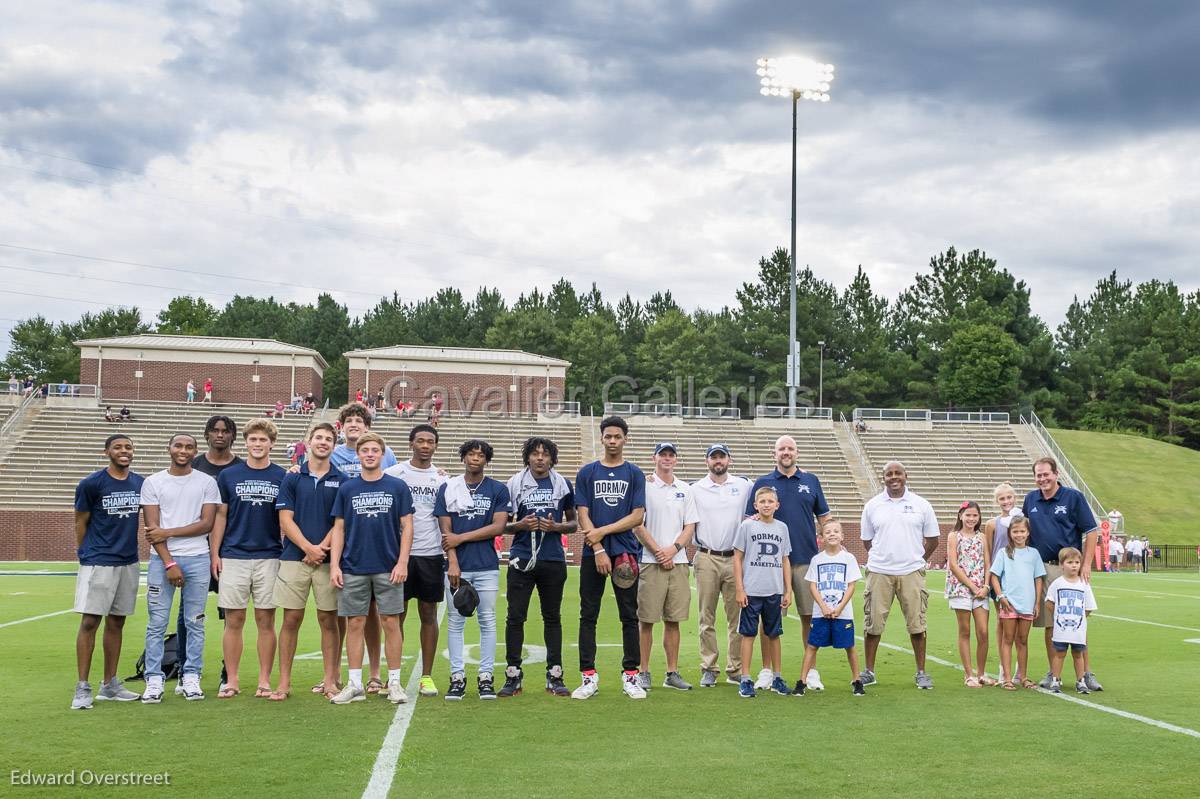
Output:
[405,555,446,604]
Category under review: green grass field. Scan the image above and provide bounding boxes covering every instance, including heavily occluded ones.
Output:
[3,562,1198,798]
[1053,427,1200,544]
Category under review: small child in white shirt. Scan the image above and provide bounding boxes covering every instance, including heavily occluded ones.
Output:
[797,520,864,696]
[1044,546,1098,694]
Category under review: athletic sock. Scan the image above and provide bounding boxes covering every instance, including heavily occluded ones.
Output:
[349,669,363,689]
[387,669,401,686]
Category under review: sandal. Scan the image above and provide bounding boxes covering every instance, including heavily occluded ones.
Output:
[1021,678,1036,690]
[310,681,326,694]
[1002,680,1017,691]
[323,682,343,699]
[978,675,998,687]
[365,677,384,695]
[254,686,273,698]
[964,676,981,688]
[217,687,240,699]
[268,689,290,701]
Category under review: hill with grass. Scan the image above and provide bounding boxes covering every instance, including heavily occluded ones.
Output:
[1052,428,1200,544]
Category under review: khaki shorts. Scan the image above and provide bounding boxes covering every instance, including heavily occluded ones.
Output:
[272,560,338,613]
[791,566,815,616]
[863,569,928,636]
[637,563,691,623]
[1033,562,1063,628]
[218,558,280,610]
[74,564,139,616]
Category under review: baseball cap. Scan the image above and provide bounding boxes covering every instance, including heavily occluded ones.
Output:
[611,553,640,589]
[706,443,730,457]
[451,581,479,617]
[654,442,678,455]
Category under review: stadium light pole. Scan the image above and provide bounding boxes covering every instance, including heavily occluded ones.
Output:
[756,56,834,419]
[817,339,826,409]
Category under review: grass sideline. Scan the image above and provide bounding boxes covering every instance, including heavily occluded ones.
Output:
[2,564,1198,798]
[1052,428,1200,543]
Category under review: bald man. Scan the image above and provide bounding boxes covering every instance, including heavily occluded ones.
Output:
[746,435,832,691]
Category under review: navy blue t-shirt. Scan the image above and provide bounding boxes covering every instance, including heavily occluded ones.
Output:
[509,475,573,563]
[746,469,830,565]
[218,462,287,559]
[574,461,646,558]
[1022,484,1099,563]
[434,478,511,572]
[275,463,347,561]
[332,474,414,575]
[74,469,145,566]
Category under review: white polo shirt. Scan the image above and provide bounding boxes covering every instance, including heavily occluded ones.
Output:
[641,472,699,564]
[860,488,940,576]
[688,473,752,553]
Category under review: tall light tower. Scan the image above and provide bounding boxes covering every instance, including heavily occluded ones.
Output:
[756,56,834,418]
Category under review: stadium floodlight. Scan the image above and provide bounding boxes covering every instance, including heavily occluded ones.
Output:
[756,54,835,419]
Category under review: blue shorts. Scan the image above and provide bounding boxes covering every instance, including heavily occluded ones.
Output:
[808,617,855,649]
[1052,641,1087,653]
[739,594,783,638]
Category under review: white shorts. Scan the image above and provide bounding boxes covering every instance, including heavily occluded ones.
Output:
[218,558,280,610]
[74,564,140,616]
[948,596,989,612]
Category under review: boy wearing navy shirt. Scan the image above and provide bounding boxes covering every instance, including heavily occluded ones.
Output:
[573,416,647,700]
[274,421,346,700]
[210,419,287,698]
[501,437,576,697]
[436,439,511,700]
[329,433,415,705]
[71,434,145,709]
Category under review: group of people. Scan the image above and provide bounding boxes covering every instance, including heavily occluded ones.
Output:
[1108,534,1152,573]
[184,379,215,404]
[69,408,1105,710]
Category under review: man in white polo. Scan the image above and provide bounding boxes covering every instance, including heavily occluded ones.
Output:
[634,442,698,692]
[859,460,940,690]
[689,443,752,688]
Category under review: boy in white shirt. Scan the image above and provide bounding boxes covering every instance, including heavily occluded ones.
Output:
[797,520,865,696]
[1044,546,1098,694]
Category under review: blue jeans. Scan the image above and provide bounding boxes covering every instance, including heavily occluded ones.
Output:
[145,554,209,678]
[446,569,499,676]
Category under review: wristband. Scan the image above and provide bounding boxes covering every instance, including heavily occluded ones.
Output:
[164,561,178,570]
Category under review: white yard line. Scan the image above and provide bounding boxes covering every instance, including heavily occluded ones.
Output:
[783,614,1200,740]
[1093,614,1200,633]
[0,608,74,628]
[1093,585,1199,600]
[361,603,446,799]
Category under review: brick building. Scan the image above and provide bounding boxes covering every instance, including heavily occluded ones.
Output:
[345,345,569,415]
[77,334,327,405]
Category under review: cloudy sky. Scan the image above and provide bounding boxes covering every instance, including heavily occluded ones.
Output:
[2,0,1198,348]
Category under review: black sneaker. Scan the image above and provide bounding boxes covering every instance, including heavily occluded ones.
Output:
[499,666,523,698]
[546,665,571,697]
[792,681,806,696]
[445,673,466,701]
[852,680,865,696]
[478,673,497,700]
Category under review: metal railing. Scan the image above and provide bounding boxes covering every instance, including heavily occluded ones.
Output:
[755,405,833,419]
[603,402,741,419]
[854,407,930,422]
[538,400,581,417]
[0,387,41,439]
[47,383,100,398]
[1150,544,1199,571]
[840,411,879,494]
[930,411,1011,423]
[1021,411,1107,521]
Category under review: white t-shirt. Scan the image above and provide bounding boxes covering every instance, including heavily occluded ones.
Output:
[641,473,699,564]
[1109,540,1124,559]
[1126,539,1142,557]
[860,489,940,576]
[688,474,752,552]
[384,460,447,557]
[804,549,862,620]
[140,469,220,557]
[1046,576,1097,645]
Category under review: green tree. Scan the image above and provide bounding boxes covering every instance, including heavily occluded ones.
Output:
[155,296,219,334]
[936,323,1023,409]
[562,314,625,413]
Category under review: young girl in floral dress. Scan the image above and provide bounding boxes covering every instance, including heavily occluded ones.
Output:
[945,501,994,687]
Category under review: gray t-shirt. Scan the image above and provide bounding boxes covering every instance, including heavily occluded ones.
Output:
[734,518,792,597]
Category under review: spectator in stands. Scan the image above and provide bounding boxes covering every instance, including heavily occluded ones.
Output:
[747,435,832,692]
[71,434,145,709]
[202,378,214,403]
[859,461,940,690]
[1022,457,1102,692]
[119,406,132,422]
[22,376,34,397]
[186,380,196,404]
[500,436,576,698]
[292,439,307,468]
[355,388,364,403]
[289,394,302,412]
[272,400,286,419]
[7,374,17,394]
[375,389,385,411]
[690,443,754,688]
[103,406,117,423]
[58,378,70,395]
[634,442,697,692]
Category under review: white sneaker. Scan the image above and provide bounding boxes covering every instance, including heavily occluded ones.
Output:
[806,668,824,691]
[141,675,165,704]
[181,673,205,701]
[621,671,647,699]
[330,683,366,704]
[387,680,408,704]
[754,668,772,690]
[571,672,599,700]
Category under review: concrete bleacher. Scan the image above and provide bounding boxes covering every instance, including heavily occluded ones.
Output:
[855,422,1040,521]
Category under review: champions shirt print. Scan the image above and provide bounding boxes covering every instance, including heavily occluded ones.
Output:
[74,469,145,566]
[574,461,646,557]
[217,462,287,559]
[332,474,414,575]
[433,478,510,572]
